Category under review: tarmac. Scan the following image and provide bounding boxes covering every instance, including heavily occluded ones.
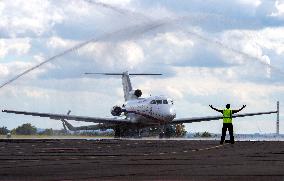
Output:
[0,139,283,181]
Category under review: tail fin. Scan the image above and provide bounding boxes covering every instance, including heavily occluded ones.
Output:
[62,119,77,131]
[62,119,109,131]
[61,110,74,131]
[85,71,162,101]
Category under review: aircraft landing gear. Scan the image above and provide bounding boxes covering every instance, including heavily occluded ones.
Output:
[159,125,173,138]
[134,129,142,138]
[159,125,165,138]
[114,127,141,138]
[159,131,165,138]
[114,126,121,138]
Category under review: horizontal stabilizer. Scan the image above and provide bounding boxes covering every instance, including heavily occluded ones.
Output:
[85,71,162,101]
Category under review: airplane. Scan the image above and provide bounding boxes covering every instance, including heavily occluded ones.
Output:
[2,71,278,138]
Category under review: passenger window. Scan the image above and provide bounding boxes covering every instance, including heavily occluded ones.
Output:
[163,100,168,104]
[156,100,162,104]
[150,100,156,104]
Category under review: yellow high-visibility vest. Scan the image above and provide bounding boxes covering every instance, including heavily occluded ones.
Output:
[223,109,232,123]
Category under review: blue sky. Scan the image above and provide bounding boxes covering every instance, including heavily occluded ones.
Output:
[0,0,284,134]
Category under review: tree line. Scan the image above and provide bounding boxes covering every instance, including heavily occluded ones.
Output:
[0,123,188,137]
[0,123,113,136]
[0,123,53,135]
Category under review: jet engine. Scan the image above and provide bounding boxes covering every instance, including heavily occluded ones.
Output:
[134,89,142,98]
[111,106,122,116]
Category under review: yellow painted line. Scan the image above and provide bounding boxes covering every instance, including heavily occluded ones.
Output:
[189,143,229,152]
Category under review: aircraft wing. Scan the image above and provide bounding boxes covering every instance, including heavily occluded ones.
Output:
[171,111,277,124]
[2,109,131,124]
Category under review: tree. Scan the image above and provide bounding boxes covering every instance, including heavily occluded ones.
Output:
[176,124,187,137]
[39,128,54,135]
[201,131,212,137]
[194,131,212,138]
[15,123,37,135]
[0,126,10,135]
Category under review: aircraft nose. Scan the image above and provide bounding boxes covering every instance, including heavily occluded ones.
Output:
[166,108,176,120]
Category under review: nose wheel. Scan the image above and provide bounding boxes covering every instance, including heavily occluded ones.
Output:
[159,125,173,138]
[114,126,121,138]
[159,131,165,138]
[159,125,165,138]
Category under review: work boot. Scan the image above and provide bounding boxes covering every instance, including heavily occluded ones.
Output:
[230,136,235,144]
[220,136,225,144]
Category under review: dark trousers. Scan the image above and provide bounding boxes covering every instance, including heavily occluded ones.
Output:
[221,123,234,143]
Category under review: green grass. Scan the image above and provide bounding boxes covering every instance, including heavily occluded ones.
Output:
[0,135,113,139]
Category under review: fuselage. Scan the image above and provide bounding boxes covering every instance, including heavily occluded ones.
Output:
[123,95,176,125]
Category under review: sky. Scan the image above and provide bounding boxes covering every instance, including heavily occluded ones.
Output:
[0,0,284,134]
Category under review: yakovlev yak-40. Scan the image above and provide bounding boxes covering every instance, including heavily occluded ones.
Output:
[2,72,278,137]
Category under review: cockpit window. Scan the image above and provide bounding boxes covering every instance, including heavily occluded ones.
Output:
[150,100,156,104]
[163,100,168,104]
[156,100,162,104]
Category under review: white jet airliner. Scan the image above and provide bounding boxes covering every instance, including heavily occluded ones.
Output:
[2,71,278,137]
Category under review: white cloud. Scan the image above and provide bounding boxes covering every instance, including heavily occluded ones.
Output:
[0,38,31,58]
[0,0,64,37]
[98,0,132,7]
[256,27,284,55]
[141,31,194,64]
[79,40,144,70]
[238,0,262,7]
[46,36,77,49]
[24,89,49,99]
[0,59,51,82]
[165,86,184,99]
[271,0,284,17]
[137,66,284,110]
[218,28,284,78]
[0,64,9,78]
[63,0,91,17]
[120,41,144,68]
